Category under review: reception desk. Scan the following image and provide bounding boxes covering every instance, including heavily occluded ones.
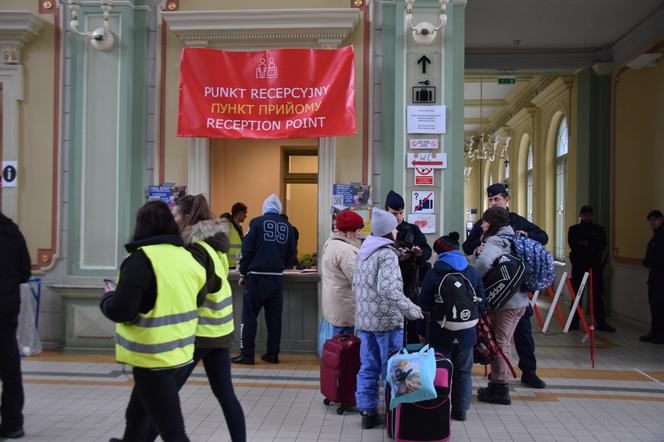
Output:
[57,270,320,354]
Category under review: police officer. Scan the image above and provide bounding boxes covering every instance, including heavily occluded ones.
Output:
[568,205,614,332]
[385,190,432,344]
[232,194,297,365]
[462,183,547,389]
[641,210,664,344]
[0,211,31,439]
[220,202,247,269]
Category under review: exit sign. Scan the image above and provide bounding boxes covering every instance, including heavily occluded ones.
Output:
[497,77,516,84]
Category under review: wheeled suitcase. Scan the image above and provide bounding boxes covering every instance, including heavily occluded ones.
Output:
[386,350,453,441]
[320,333,361,414]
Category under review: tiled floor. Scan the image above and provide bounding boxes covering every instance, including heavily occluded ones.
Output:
[10,320,664,442]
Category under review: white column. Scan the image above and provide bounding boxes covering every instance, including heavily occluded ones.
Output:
[187,137,210,199]
[317,137,336,258]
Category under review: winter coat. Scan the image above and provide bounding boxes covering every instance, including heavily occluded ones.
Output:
[0,212,31,322]
[182,218,234,348]
[644,225,664,286]
[568,221,607,267]
[321,233,359,327]
[418,251,486,350]
[239,213,297,276]
[463,211,548,256]
[474,225,530,311]
[353,235,422,332]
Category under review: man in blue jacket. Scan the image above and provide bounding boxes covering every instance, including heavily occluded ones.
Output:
[232,194,297,365]
[462,183,547,389]
[418,232,485,422]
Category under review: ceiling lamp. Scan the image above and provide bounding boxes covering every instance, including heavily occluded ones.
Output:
[464,79,510,162]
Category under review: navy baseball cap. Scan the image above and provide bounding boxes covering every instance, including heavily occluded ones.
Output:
[647,210,663,220]
[487,183,509,198]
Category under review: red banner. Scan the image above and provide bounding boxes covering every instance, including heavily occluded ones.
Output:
[177,47,357,139]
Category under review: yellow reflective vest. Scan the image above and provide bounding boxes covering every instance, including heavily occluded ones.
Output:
[227,224,243,268]
[196,241,234,338]
[115,244,205,369]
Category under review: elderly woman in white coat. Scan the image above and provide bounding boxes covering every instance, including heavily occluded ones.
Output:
[474,206,531,406]
[321,210,365,336]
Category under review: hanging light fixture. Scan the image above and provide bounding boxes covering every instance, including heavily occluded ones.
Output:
[64,0,115,51]
[464,78,510,162]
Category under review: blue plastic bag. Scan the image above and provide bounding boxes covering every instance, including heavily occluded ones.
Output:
[386,345,437,410]
[317,318,333,358]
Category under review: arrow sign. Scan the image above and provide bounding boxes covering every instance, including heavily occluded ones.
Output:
[417,55,431,74]
[407,153,447,169]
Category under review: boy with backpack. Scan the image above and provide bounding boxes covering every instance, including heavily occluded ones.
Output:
[417,232,486,421]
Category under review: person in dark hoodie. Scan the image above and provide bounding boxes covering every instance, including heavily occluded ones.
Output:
[417,232,485,422]
[232,194,297,365]
[101,200,210,442]
[0,211,31,439]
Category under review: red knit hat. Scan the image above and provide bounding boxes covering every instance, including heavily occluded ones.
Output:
[335,210,364,232]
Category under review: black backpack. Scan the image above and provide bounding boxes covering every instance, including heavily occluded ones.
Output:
[482,250,528,310]
[432,271,480,331]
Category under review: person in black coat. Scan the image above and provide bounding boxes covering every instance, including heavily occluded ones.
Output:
[0,212,31,439]
[567,205,614,332]
[461,183,547,389]
[641,210,664,344]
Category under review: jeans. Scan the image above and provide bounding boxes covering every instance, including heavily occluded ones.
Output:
[355,329,403,413]
[122,365,191,442]
[145,347,246,442]
[0,320,23,432]
[514,304,537,375]
[331,325,354,336]
[435,342,473,413]
[490,307,526,384]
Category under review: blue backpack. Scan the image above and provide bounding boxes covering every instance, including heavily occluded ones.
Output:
[499,234,555,291]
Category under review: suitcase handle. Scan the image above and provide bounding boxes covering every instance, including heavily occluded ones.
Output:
[411,397,449,411]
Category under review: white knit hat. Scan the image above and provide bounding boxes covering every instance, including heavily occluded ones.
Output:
[371,207,398,237]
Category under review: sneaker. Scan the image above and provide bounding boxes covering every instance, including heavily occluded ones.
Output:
[639,333,654,342]
[521,372,546,389]
[361,412,378,429]
[595,323,616,332]
[451,409,466,421]
[231,354,255,365]
[260,353,279,364]
[0,427,25,439]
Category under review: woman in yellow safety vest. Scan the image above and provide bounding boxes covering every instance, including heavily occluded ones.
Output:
[101,200,210,442]
[143,194,245,442]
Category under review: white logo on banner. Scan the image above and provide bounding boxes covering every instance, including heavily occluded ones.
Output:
[256,57,278,79]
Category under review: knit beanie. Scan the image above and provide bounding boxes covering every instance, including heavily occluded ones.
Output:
[262,194,282,215]
[385,190,405,211]
[433,232,460,254]
[482,207,510,229]
[371,207,398,237]
[335,210,365,232]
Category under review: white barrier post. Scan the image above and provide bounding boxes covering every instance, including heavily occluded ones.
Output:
[542,271,567,333]
[530,290,540,307]
[563,272,589,333]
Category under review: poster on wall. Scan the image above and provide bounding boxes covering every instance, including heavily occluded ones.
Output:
[411,191,435,214]
[332,183,372,238]
[178,47,356,139]
[407,213,436,234]
[1,161,18,188]
[414,167,434,185]
[147,184,187,207]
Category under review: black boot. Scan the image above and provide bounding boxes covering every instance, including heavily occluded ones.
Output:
[477,382,511,405]
[261,353,279,364]
[361,412,378,429]
[231,353,255,365]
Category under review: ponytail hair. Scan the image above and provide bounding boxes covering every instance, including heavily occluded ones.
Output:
[175,194,212,230]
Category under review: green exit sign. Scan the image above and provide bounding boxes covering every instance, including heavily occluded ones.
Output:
[498,77,516,84]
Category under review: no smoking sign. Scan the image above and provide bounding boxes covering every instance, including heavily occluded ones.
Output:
[414,167,433,186]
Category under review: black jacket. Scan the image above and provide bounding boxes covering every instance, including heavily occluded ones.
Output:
[644,225,664,285]
[239,213,297,276]
[100,234,210,323]
[0,212,31,321]
[568,221,607,267]
[462,211,549,256]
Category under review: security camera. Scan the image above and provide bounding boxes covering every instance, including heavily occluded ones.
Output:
[411,22,437,45]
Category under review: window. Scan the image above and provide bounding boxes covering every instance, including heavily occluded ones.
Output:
[555,118,568,259]
[526,144,533,222]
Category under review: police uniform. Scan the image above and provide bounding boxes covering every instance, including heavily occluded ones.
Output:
[643,219,664,343]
